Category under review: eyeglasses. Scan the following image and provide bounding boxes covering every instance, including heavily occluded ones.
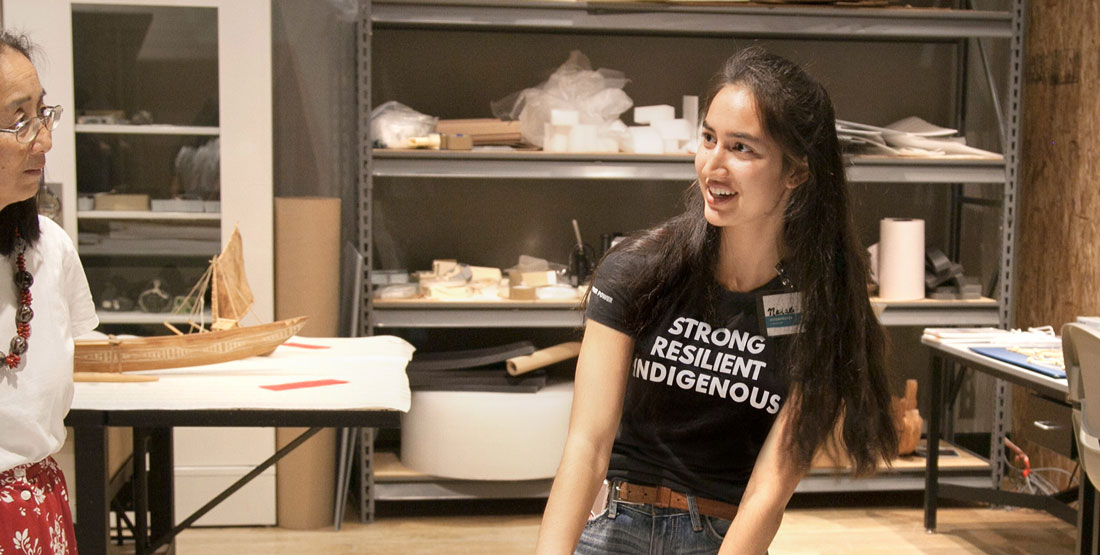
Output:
[0,105,62,144]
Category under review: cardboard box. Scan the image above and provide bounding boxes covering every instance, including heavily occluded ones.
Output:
[436,118,523,145]
[94,193,150,211]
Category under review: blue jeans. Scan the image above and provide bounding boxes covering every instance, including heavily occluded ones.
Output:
[575,500,732,554]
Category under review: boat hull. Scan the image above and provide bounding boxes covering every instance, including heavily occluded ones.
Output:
[74,317,308,373]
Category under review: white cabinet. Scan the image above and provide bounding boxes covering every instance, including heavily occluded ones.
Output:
[3,0,274,324]
[173,427,276,526]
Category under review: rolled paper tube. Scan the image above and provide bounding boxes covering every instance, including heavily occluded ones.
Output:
[878,218,925,301]
[275,197,341,337]
[506,342,581,376]
[73,372,159,383]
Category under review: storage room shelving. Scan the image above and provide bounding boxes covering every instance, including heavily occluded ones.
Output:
[357,0,1025,510]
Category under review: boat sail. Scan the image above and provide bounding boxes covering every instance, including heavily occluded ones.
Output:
[74,229,307,373]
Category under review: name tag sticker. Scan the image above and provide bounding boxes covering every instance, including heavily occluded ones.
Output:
[759,292,803,337]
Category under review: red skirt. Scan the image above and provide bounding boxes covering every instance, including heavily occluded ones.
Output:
[0,456,77,554]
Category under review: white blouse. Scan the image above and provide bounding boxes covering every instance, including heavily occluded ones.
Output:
[0,216,98,472]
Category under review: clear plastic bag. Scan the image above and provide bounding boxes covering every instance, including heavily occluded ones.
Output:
[491,51,633,149]
[370,100,438,148]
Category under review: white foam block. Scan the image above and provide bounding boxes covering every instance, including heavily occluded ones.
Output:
[469,266,503,282]
[634,104,675,124]
[652,118,692,141]
[569,124,598,152]
[683,95,699,131]
[400,381,574,480]
[543,123,570,152]
[628,126,664,154]
[596,136,620,153]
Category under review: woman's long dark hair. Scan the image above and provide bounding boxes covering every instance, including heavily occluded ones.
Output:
[0,30,43,255]
[590,46,897,475]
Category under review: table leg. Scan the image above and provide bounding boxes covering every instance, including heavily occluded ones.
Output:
[73,423,110,554]
[924,353,944,532]
[149,427,174,544]
[1080,472,1098,555]
[133,428,150,554]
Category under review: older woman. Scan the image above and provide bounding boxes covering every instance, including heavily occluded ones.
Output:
[0,31,98,554]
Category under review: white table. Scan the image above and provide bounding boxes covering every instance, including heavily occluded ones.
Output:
[65,336,414,554]
[920,334,1096,555]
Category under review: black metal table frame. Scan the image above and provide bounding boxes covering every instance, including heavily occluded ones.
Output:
[65,408,401,555]
[922,344,1098,554]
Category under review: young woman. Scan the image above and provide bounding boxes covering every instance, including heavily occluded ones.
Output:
[0,31,98,554]
[536,46,897,554]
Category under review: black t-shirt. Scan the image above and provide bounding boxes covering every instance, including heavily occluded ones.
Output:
[586,249,791,505]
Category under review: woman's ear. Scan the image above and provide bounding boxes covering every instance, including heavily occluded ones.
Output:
[785,159,809,190]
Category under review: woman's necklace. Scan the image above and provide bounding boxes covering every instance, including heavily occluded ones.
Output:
[3,229,33,369]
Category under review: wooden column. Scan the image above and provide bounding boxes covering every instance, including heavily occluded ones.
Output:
[1013,0,1100,488]
[1017,0,1100,327]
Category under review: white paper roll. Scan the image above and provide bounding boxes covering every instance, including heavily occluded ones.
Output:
[878,218,925,301]
[400,381,574,480]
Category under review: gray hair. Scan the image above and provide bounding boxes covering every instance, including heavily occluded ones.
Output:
[0,29,35,60]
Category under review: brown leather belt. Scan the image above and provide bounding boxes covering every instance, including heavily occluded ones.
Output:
[614,481,739,521]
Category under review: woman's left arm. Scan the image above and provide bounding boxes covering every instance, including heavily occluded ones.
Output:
[718,403,807,555]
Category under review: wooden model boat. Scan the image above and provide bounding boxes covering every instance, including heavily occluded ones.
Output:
[74,229,308,373]
[73,316,307,373]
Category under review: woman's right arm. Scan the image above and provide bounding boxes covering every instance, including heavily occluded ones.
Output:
[535,320,634,554]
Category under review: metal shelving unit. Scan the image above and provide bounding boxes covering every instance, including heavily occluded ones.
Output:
[371,0,1013,40]
[372,438,992,500]
[357,0,1025,510]
[360,1,1022,336]
[372,150,1009,183]
[370,297,1001,329]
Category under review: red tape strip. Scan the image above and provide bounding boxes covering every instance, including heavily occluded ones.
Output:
[282,342,331,349]
[261,379,348,391]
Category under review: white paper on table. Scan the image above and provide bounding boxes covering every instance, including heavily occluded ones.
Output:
[71,335,416,413]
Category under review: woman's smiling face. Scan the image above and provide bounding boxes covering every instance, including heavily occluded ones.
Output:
[0,47,52,212]
[694,84,798,232]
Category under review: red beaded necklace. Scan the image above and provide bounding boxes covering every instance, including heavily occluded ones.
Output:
[3,229,33,369]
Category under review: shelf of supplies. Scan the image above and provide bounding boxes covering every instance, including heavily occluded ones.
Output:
[371,150,1006,184]
[75,123,220,136]
[374,452,554,500]
[372,1,1013,40]
[95,310,212,326]
[371,296,1000,328]
[78,239,220,258]
[872,296,1000,327]
[802,439,991,492]
[847,156,1006,184]
[371,298,582,328]
[78,210,220,221]
[372,439,990,500]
